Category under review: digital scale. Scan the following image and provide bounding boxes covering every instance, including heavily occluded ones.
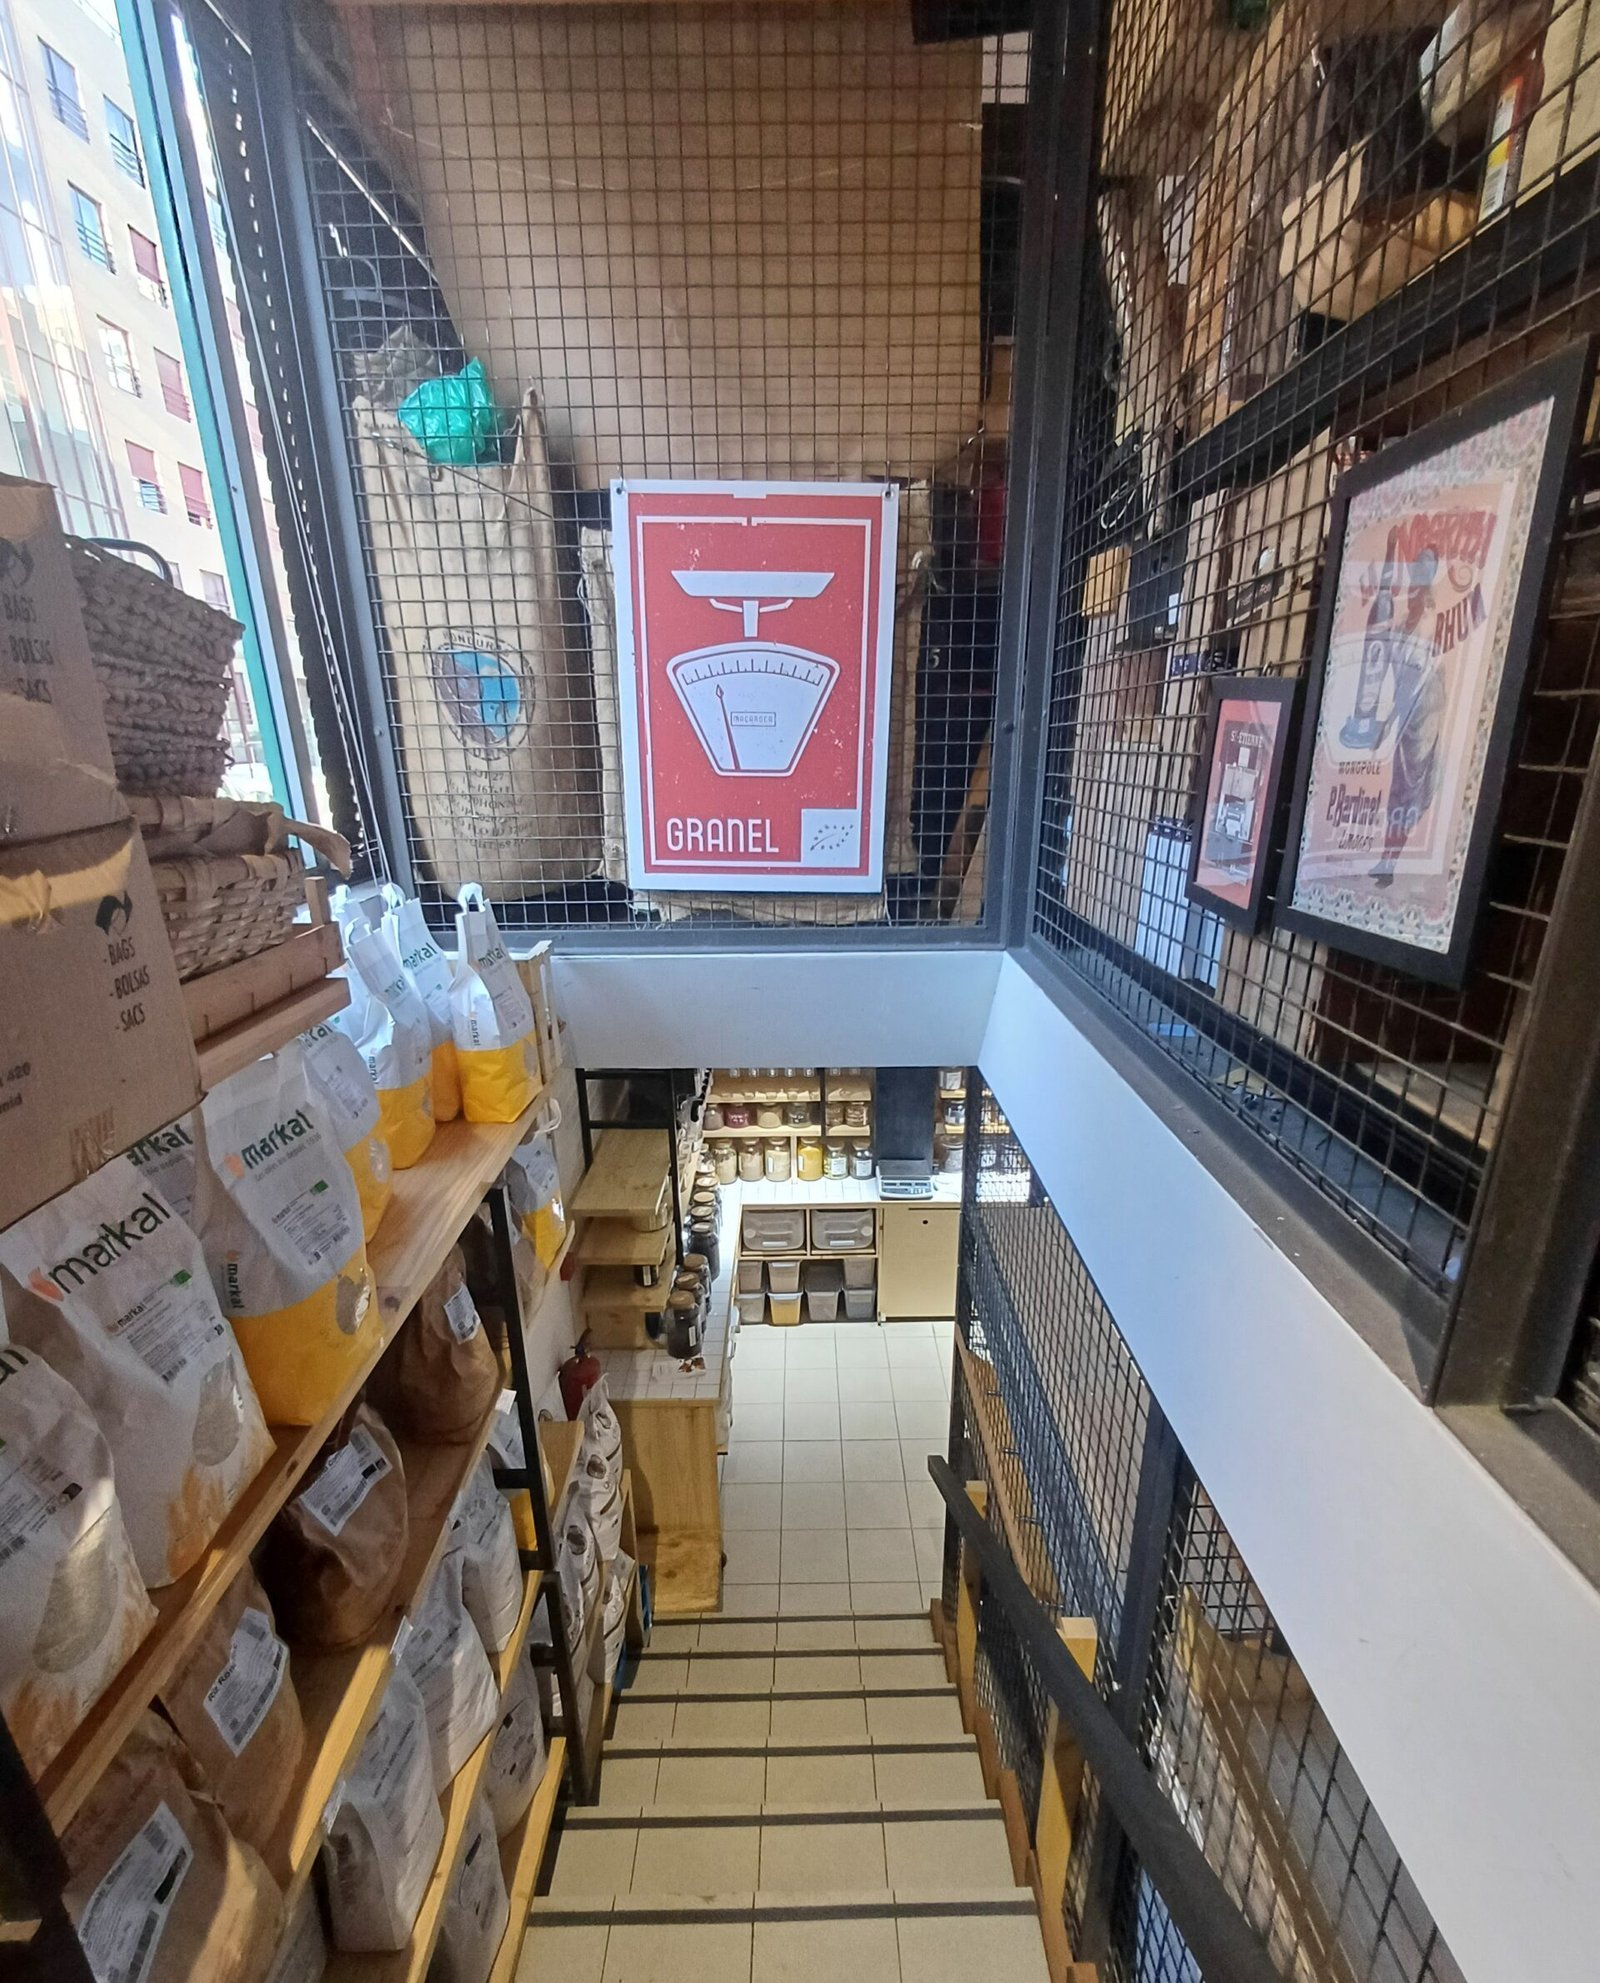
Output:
[877,1164,935,1201]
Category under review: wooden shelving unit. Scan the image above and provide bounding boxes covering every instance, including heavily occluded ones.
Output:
[487,1738,568,1983]
[188,902,348,1093]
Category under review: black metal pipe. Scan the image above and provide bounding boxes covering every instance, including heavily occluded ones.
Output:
[929,1454,1282,1983]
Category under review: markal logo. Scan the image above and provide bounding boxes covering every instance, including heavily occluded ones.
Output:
[228,1108,314,1176]
[30,1190,172,1297]
[128,1121,193,1169]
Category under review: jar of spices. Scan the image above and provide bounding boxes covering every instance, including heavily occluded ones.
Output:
[711,1140,738,1185]
[738,1140,763,1182]
[665,1291,701,1359]
[943,1096,966,1129]
[704,1104,724,1133]
[785,1100,810,1127]
[756,1103,782,1130]
[825,1139,849,1178]
[850,1141,874,1179]
[796,1138,824,1182]
[689,1223,721,1278]
[764,1138,792,1182]
[723,1103,752,1129]
[845,1100,869,1127]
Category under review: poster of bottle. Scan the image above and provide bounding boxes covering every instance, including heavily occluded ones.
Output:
[1186,675,1297,931]
[1280,343,1591,984]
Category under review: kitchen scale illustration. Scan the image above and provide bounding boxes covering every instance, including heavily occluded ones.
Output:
[665,569,839,776]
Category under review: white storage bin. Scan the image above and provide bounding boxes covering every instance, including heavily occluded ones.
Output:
[767,1259,802,1295]
[842,1285,877,1320]
[736,1291,766,1327]
[806,1286,841,1321]
[742,1208,807,1254]
[810,1208,875,1253]
[769,1291,802,1326]
[842,1255,876,1289]
[736,1259,765,1293]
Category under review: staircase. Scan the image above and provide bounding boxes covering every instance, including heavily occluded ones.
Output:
[523,1606,1050,1982]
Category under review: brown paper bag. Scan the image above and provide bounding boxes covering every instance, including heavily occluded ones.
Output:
[373,1243,501,1443]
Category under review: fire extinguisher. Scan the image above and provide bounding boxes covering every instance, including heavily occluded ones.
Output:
[559,1338,601,1417]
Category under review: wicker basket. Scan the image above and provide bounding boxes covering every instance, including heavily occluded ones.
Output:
[68,540,242,797]
[128,796,349,983]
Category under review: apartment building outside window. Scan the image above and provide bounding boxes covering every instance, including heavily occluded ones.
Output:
[128,226,165,304]
[98,319,138,395]
[40,43,86,137]
[179,461,210,526]
[200,569,229,612]
[155,348,190,420]
[126,440,163,512]
[104,97,143,183]
[70,185,112,270]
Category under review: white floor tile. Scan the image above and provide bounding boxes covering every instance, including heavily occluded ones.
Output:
[782,1482,847,1529]
[736,1328,787,1368]
[889,1365,950,1401]
[833,1333,889,1367]
[905,1477,946,1529]
[843,1439,907,1482]
[895,1400,950,1441]
[720,1583,780,1615]
[836,1365,895,1402]
[784,1367,840,1404]
[851,1581,926,1615]
[723,1528,782,1583]
[782,1442,844,1483]
[781,1527,851,1582]
[784,1332,837,1367]
[723,1441,785,1485]
[914,1529,945,1580]
[784,1402,842,1442]
[839,1401,900,1440]
[723,1483,783,1531]
[848,1527,920,1583]
[845,1481,911,1529]
[734,1368,786,1404]
[731,1402,786,1443]
[901,1439,939,1481]
[780,1581,851,1616]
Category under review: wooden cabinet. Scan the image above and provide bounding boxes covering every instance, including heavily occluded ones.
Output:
[878,1202,960,1318]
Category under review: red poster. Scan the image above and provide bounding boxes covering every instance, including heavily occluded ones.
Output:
[612,481,899,891]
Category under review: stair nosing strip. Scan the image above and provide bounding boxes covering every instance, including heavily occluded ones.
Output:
[566,1801,999,1828]
[603,1740,976,1757]
[647,1646,941,1661]
[529,1893,1038,1925]
[623,1687,953,1702]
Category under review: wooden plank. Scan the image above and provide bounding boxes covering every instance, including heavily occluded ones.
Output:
[997,1767,1031,1885]
[196,976,349,1091]
[487,1738,567,1983]
[1032,1618,1100,1971]
[581,1265,670,1310]
[570,1128,673,1224]
[184,918,342,1039]
[574,1217,673,1269]
[636,1528,722,1617]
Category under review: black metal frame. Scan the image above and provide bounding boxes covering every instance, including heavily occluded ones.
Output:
[1183,673,1299,937]
[574,1068,698,1278]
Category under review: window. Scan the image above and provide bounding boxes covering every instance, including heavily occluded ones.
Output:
[205,187,226,250]
[154,349,190,421]
[179,463,210,526]
[70,187,112,271]
[126,442,164,513]
[104,99,143,184]
[224,296,244,346]
[200,570,229,612]
[98,321,139,395]
[128,228,165,305]
[40,44,86,138]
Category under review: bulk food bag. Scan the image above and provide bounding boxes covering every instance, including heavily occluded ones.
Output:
[323,1665,443,1953]
[261,1405,408,1651]
[126,1114,199,1222]
[63,1711,283,1983]
[379,884,461,1123]
[372,1243,499,1443]
[576,1451,624,1567]
[486,1390,539,1553]
[341,923,436,1169]
[429,1791,508,1983]
[264,1883,327,1983]
[400,1549,500,1792]
[448,1457,521,1654]
[503,1124,565,1275]
[450,886,540,1124]
[157,1567,304,1858]
[194,1046,377,1428]
[0,1156,274,1587]
[482,1652,545,1837]
[300,1020,394,1243]
[0,1344,154,1777]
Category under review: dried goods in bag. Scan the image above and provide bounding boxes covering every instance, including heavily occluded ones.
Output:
[323,1666,443,1953]
[125,1114,199,1222]
[485,1389,539,1552]
[0,1157,274,1587]
[482,1652,546,1837]
[340,924,437,1169]
[380,883,461,1122]
[261,1405,408,1651]
[63,1711,283,1983]
[503,1123,565,1272]
[430,1790,509,1983]
[450,886,540,1124]
[448,1457,522,1654]
[576,1451,624,1566]
[157,1568,304,1858]
[0,1344,154,1777]
[300,1020,394,1243]
[264,1883,328,1983]
[372,1244,499,1443]
[578,1376,623,1486]
[194,1046,377,1428]
[400,1548,500,1792]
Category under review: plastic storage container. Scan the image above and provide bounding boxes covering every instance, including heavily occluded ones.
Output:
[768,1291,802,1326]
[803,1260,844,1321]
[742,1208,807,1253]
[842,1254,876,1288]
[737,1259,765,1293]
[810,1208,875,1252]
[843,1284,877,1320]
[736,1290,766,1327]
[767,1259,802,1295]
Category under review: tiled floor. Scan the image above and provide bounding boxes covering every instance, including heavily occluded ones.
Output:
[719,1318,954,1619]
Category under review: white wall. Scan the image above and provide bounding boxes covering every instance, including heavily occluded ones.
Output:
[980,953,1600,1983]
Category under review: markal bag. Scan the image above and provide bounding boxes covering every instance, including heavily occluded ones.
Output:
[450,886,540,1125]
[63,1711,284,1983]
[261,1405,408,1651]
[0,1157,274,1586]
[342,924,436,1170]
[486,1389,540,1553]
[578,1376,622,1487]
[158,1567,304,1859]
[503,1120,565,1274]
[430,1790,509,1983]
[597,1552,635,1687]
[0,1343,154,1777]
[482,1652,546,1838]
[563,1502,602,1653]
[324,1665,443,1953]
[575,1451,624,1567]
[264,1882,327,1983]
[300,1021,394,1244]
[126,1114,199,1222]
[448,1457,522,1655]
[402,1548,500,1792]
[379,884,461,1123]
[372,1244,499,1444]
[195,1046,377,1428]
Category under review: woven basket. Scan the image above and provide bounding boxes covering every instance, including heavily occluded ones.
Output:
[128,797,349,983]
[68,540,242,797]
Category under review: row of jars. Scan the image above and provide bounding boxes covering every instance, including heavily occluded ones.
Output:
[706,1099,870,1132]
[708,1135,874,1185]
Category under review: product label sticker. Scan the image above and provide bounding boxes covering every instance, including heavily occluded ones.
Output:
[202,1606,288,1757]
[77,1802,192,1983]
[110,1271,226,1388]
[0,1446,79,1569]
[443,1282,482,1343]
[300,1425,391,1537]
[270,1173,356,1274]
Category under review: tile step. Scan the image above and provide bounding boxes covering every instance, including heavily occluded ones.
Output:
[529,1888,1036,1924]
[567,1798,998,1827]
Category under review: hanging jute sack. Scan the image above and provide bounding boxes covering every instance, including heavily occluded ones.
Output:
[261,1404,409,1651]
[62,1711,283,1983]
[373,1242,500,1444]
[353,389,602,896]
[157,1567,304,1858]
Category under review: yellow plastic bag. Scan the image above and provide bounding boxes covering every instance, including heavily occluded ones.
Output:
[300,1020,394,1241]
[450,885,540,1124]
[340,924,436,1169]
[381,885,462,1123]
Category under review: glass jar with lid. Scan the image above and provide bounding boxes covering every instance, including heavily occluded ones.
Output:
[764,1137,792,1182]
[738,1140,763,1182]
[796,1138,824,1182]
[824,1138,849,1178]
[850,1140,874,1179]
[711,1139,738,1184]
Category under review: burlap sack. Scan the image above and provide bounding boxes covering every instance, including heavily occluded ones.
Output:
[374,1243,500,1443]
[353,389,602,896]
[261,1405,408,1651]
[63,1712,283,1983]
[158,1568,304,1858]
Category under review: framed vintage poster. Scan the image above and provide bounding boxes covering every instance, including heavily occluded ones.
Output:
[1278,340,1593,985]
[1185,673,1298,933]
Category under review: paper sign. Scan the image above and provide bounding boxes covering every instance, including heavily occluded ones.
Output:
[612,480,899,891]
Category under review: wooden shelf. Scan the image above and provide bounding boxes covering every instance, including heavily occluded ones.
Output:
[580,1264,669,1311]
[570,1128,674,1224]
[325,1571,541,1983]
[487,1739,567,1983]
[196,975,349,1091]
[574,1216,673,1270]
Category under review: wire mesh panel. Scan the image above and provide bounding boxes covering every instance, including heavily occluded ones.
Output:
[1034,0,1600,1303]
[263,2,1032,929]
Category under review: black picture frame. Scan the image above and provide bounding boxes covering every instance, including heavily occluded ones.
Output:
[1277,338,1594,987]
[1185,673,1299,935]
